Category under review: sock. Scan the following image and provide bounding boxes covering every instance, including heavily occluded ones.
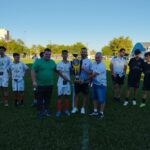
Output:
[100,111,103,115]
[125,97,129,101]
[133,98,136,101]
[65,99,69,111]
[57,99,61,112]
[142,98,146,103]
[94,108,97,112]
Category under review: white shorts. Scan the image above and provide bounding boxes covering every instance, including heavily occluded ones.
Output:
[12,79,24,91]
[0,77,9,87]
[57,85,71,96]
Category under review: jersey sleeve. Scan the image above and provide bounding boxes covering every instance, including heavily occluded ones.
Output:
[32,59,39,72]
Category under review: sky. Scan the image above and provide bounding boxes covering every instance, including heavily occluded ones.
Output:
[1,0,150,51]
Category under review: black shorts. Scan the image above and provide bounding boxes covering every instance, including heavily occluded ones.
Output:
[112,75,125,85]
[128,77,140,88]
[74,83,89,94]
[143,80,150,91]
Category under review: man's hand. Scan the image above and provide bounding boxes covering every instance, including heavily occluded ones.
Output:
[32,81,37,88]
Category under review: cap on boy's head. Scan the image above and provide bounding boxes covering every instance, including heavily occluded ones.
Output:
[0,46,6,51]
[145,51,150,57]
[134,49,141,55]
[96,52,102,57]
[62,50,68,53]
[13,53,20,57]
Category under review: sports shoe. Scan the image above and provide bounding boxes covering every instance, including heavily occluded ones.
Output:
[123,101,129,106]
[139,103,146,108]
[89,111,99,116]
[4,103,9,107]
[71,107,78,114]
[97,112,104,119]
[44,109,51,117]
[56,111,61,117]
[81,107,85,114]
[132,100,136,106]
[64,110,70,116]
[37,111,44,119]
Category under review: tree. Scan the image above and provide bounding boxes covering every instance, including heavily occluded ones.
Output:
[101,46,112,56]
[109,36,133,55]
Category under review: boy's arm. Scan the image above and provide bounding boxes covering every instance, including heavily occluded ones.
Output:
[31,69,37,87]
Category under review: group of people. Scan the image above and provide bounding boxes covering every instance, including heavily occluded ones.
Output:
[31,47,107,119]
[0,46,28,107]
[0,45,150,119]
[110,48,150,108]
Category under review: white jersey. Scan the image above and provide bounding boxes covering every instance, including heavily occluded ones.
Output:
[80,58,92,81]
[91,61,107,86]
[10,62,28,80]
[56,61,71,87]
[0,55,11,78]
[110,56,127,76]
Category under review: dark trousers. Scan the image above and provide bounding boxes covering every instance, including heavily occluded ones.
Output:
[37,85,53,112]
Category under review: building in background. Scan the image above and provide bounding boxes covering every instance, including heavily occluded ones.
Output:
[0,29,9,41]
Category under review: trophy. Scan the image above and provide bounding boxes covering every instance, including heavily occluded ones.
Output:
[72,50,80,82]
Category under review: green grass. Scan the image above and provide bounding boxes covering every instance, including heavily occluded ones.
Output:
[0,60,150,150]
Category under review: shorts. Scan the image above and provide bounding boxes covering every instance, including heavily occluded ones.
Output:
[112,74,125,85]
[74,83,89,94]
[143,79,150,91]
[12,79,24,91]
[92,84,106,104]
[58,85,71,96]
[0,77,9,87]
[128,76,140,88]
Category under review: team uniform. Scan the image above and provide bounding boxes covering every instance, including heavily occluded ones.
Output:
[0,55,11,87]
[10,62,28,91]
[56,61,71,96]
[91,62,107,104]
[111,56,127,85]
[128,58,144,88]
[74,58,92,94]
[143,62,150,91]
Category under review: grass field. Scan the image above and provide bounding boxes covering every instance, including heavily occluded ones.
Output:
[0,59,150,150]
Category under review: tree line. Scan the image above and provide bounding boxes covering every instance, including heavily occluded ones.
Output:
[0,36,133,57]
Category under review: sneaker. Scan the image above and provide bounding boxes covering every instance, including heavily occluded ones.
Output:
[132,100,136,106]
[97,112,104,119]
[44,109,51,117]
[81,107,85,114]
[123,101,129,106]
[37,111,44,119]
[89,111,99,116]
[4,103,9,107]
[71,107,78,114]
[56,111,61,117]
[139,103,146,108]
[64,110,70,116]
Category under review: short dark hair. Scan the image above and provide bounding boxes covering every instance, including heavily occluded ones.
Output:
[40,52,44,58]
[62,50,68,53]
[119,48,126,52]
[13,53,20,57]
[0,46,6,51]
[44,48,51,52]
[81,47,87,51]
[145,52,150,57]
[134,49,141,55]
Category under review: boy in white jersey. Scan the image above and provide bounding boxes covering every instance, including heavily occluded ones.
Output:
[86,52,107,118]
[10,53,28,106]
[0,46,11,106]
[110,48,127,102]
[56,50,71,117]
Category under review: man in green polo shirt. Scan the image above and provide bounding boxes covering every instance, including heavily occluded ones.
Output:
[31,48,70,118]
